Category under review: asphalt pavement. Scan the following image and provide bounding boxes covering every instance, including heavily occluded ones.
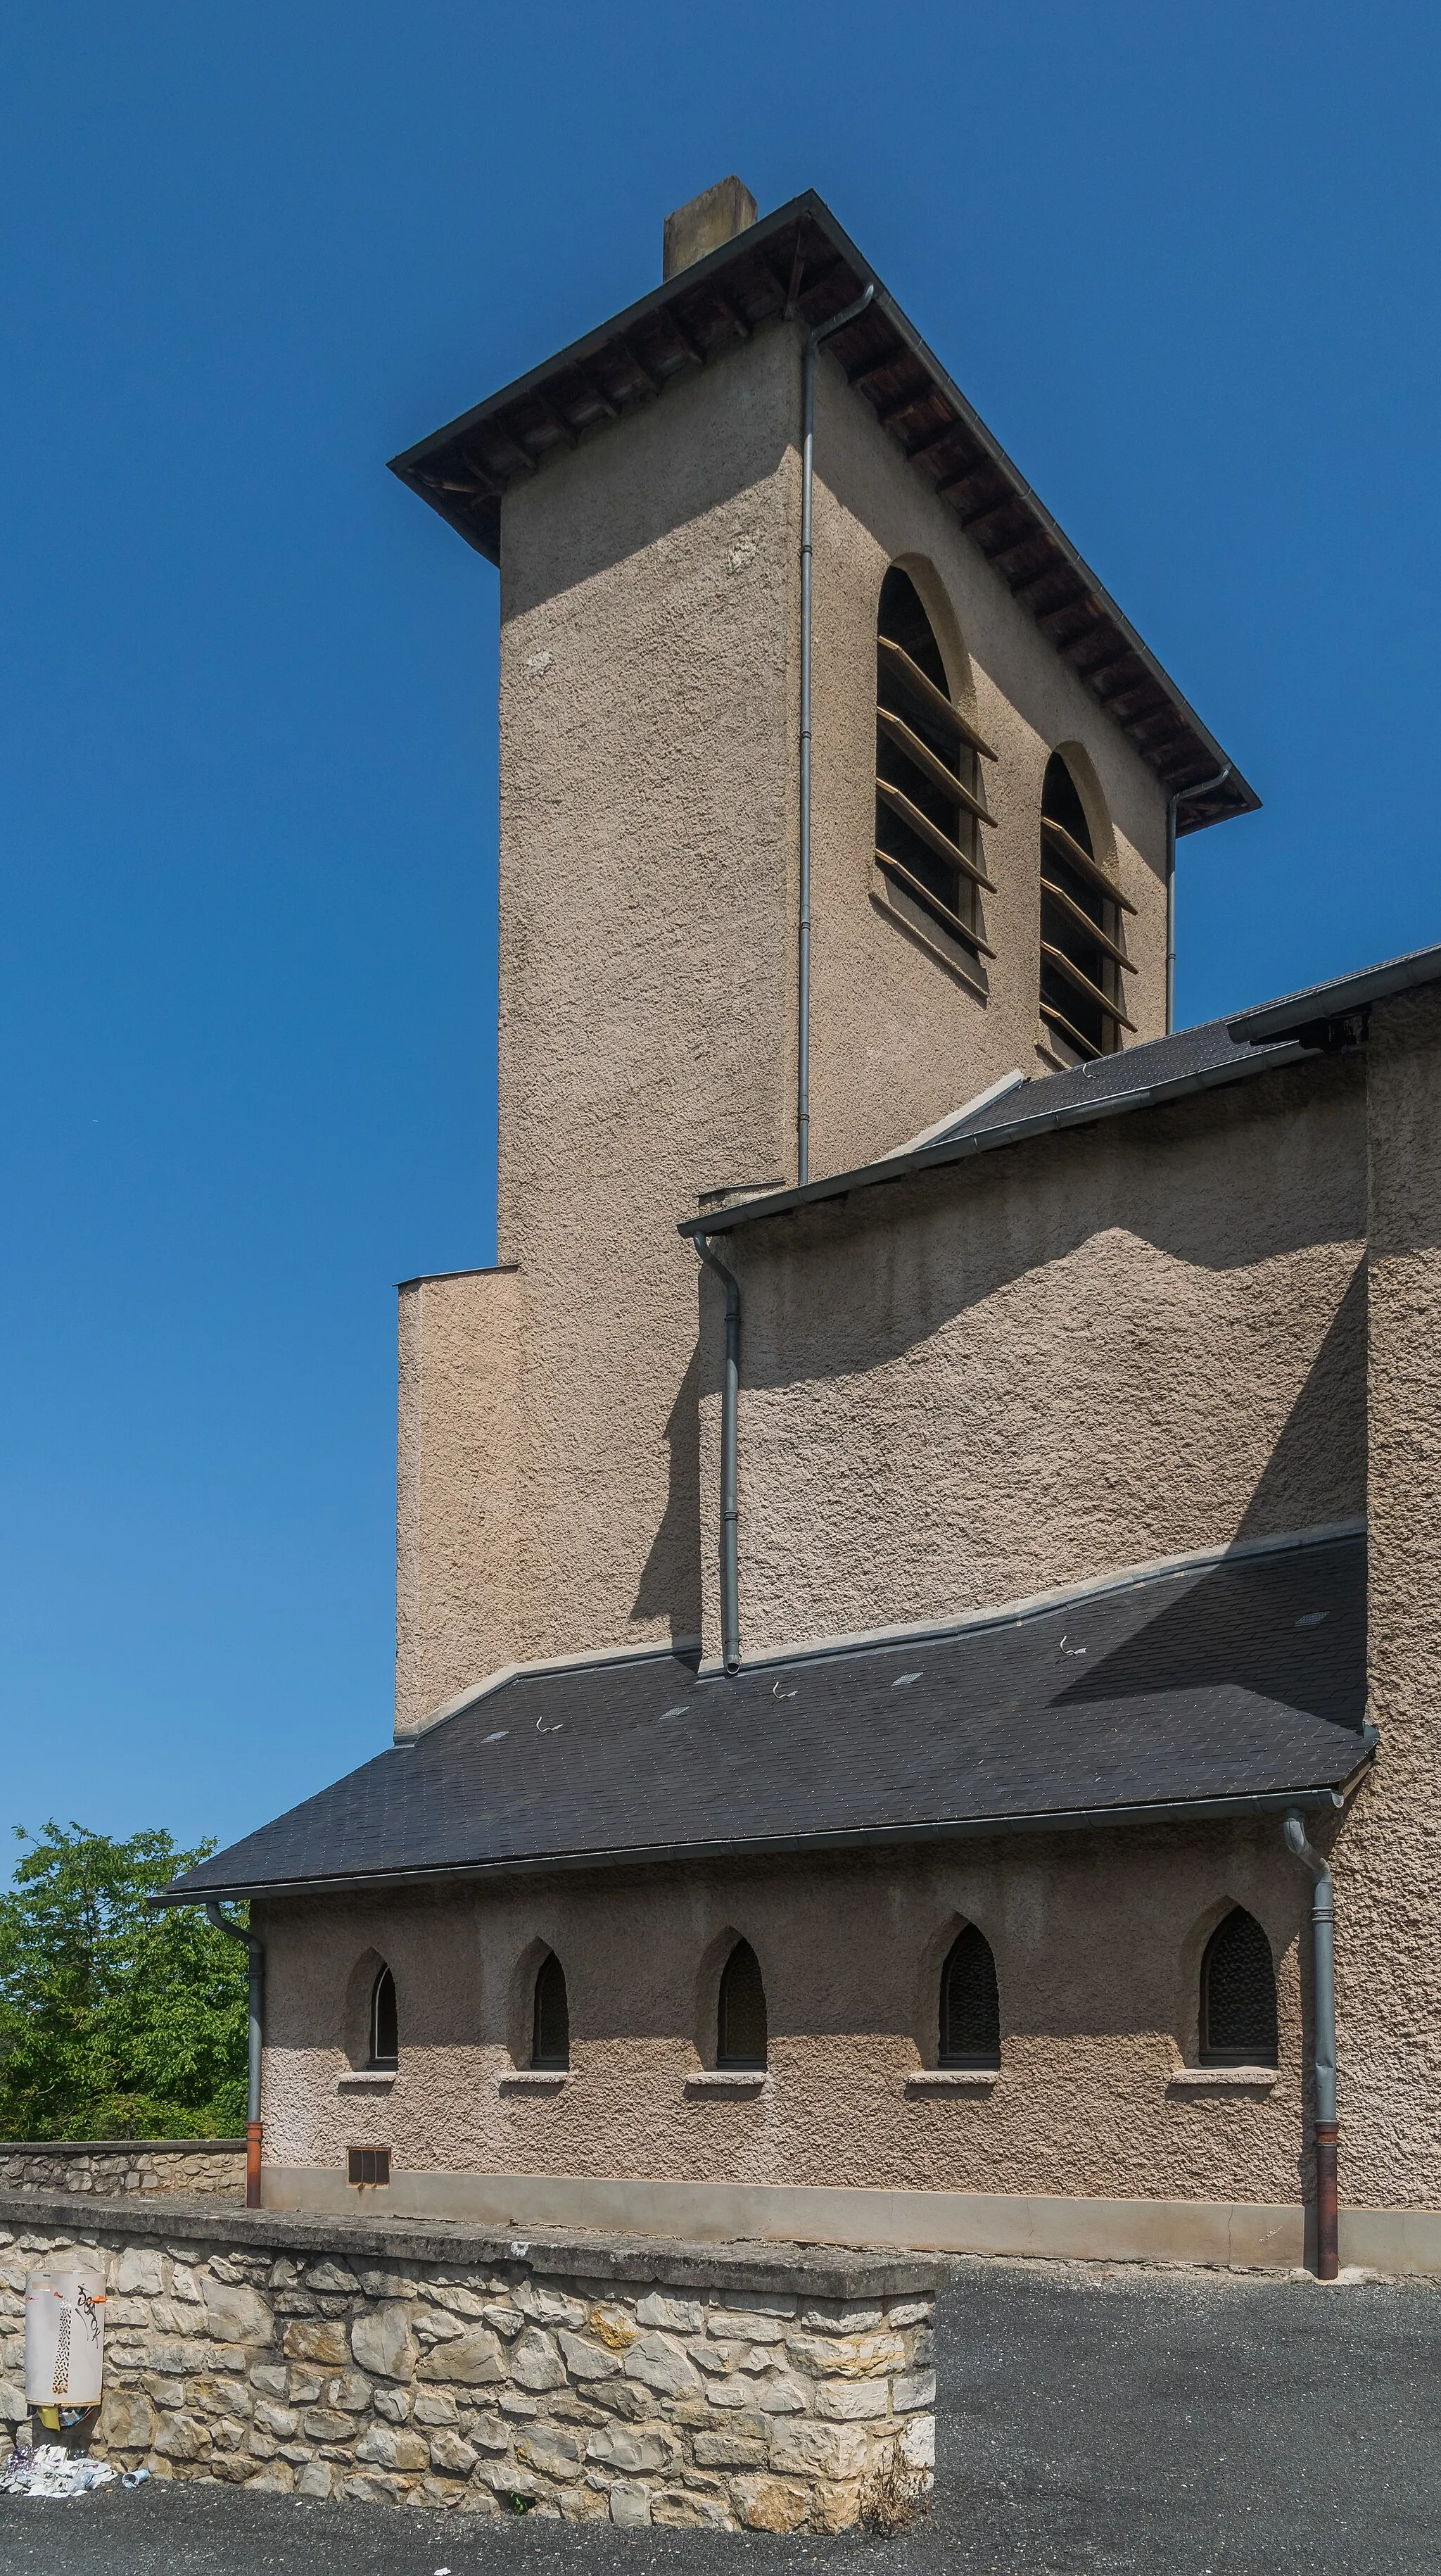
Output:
[2,2258,1438,2574]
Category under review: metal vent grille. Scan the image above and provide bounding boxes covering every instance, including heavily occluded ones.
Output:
[348,2147,391,2187]
[940,1924,1001,2067]
[1201,1907,1279,2065]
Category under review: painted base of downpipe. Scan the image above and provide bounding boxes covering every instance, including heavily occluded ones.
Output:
[257,2166,1441,2275]
[1314,2122,1339,2280]
[245,2123,262,2211]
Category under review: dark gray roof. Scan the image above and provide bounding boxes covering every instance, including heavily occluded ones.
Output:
[1228,940,1441,1045]
[160,1534,1370,1905]
[388,190,1254,825]
[681,1012,1310,1242]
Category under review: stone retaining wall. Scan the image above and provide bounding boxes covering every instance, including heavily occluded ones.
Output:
[0,2143,244,2199]
[0,2192,937,2532]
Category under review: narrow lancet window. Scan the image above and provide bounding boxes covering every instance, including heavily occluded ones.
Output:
[368,1963,398,2070]
[875,567,996,972]
[717,1939,768,2069]
[939,1925,1001,2068]
[1200,1908,1278,2066]
[1039,752,1135,1059]
[532,1951,571,2069]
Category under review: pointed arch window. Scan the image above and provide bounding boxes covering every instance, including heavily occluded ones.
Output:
[939,1925,1001,2069]
[368,1963,398,2071]
[875,567,998,972]
[717,1939,768,2070]
[531,1952,571,2070]
[1039,752,1136,1060]
[1200,1908,1278,2067]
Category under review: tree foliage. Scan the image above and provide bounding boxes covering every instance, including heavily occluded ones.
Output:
[0,1823,248,2140]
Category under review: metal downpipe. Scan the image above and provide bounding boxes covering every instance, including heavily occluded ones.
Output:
[694,1234,742,1674]
[798,282,874,1184]
[1283,1810,1338,2278]
[1165,764,1231,1035]
[208,1903,265,2209]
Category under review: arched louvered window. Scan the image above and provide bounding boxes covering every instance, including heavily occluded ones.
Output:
[939,1925,1001,2068]
[1200,1908,1278,2067]
[717,1939,768,2070]
[368,1963,398,2070]
[1039,752,1135,1060]
[531,1951,570,2070]
[875,567,997,972]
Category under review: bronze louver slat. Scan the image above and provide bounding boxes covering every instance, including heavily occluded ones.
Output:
[1041,942,1138,1033]
[1040,874,1136,974]
[877,637,998,760]
[876,780,996,890]
[1040,814,1138,914]
[877,852,998,957]
[877,708,997,827]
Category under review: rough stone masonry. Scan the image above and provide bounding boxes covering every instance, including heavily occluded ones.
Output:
[0,2194,937,2531]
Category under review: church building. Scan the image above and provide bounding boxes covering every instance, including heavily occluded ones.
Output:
[165,183,1441,2278]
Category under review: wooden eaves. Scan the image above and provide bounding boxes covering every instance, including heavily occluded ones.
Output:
[389,190,1258,832]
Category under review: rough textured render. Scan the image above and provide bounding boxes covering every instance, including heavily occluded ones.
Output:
[490,328,800,1670]
[806,345,1169,1178]
[1342,984,1441,2206]
[396,1268,519,1734]
[698,1056,1366,1662]
[0,2204,936,2529]
[414,312,1186,1688]
[254,1825,1313,2216]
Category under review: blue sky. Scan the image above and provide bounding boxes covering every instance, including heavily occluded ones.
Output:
[3,2,1436,1861]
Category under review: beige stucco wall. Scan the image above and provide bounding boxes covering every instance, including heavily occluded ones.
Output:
[396,1268,520,1732]
[487,327,800,1677]
[698,1055,1366,1663]
[401,313,1191,1712]
[1338,984,1441,2206]
[806,346,1169,1177]
[258,1824,1312,2213]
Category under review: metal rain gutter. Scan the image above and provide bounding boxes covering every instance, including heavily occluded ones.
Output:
[1229,941,1441,1046]
[148,1774,1367,1911]
[678,1038,1312,1242]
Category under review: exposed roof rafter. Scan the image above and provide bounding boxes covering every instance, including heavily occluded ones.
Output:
[389,189,1257,828]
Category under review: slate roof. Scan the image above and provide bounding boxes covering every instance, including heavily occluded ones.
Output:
[161,1534,1371,1905]
[388,190,1254,826]
[680,1010,1314,1242]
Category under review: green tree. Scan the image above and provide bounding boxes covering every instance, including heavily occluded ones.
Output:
[0,1823,248,2140]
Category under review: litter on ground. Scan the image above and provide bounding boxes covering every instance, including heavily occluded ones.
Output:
[0,2444,120,2499]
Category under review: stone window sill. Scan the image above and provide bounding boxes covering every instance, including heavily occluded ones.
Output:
[337,2072,395,2093]
[497,2070,570,2092]
[1168,2066,1279,2092]
[685,2070,770,2094]
[906,2070,999,2095]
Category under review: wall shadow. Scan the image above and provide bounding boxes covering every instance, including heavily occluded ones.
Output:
[632,1342,702,1645]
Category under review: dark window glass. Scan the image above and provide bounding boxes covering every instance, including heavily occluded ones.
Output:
[1200,1909,1278,2066]
[1040,750,1126,1060]
[368,1964,398,2069]
[717,1940,768,2069]
[348,2147,391,2187]
[532,1952,571,2069]
[875,567,986,966]
[939,1926,1001,2067]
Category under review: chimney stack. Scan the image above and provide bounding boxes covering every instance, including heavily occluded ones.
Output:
[662,177,758,281]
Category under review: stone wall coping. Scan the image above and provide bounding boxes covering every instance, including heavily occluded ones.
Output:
[0,2138,246,2154]
[0,2186,945,2298]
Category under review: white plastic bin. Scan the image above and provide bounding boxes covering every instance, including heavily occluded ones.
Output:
[25,2268,105,2407]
